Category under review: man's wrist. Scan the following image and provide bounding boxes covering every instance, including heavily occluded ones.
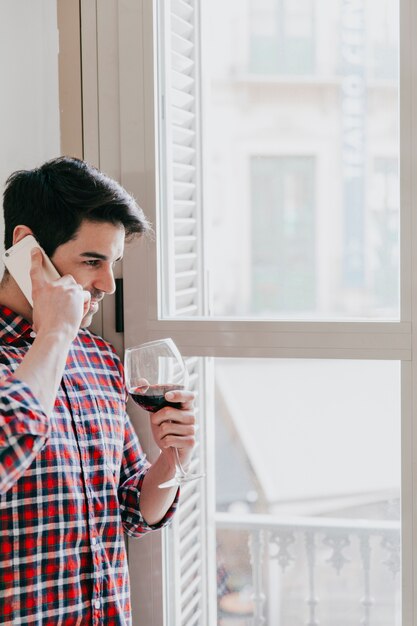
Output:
[156,449,177,477]
[34,326,76,346]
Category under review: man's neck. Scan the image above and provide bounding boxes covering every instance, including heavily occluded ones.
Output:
[0,275,33,323]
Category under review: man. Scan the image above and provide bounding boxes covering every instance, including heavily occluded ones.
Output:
[0,157,196,624]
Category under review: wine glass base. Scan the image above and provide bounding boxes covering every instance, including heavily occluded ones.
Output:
[158,473,205,489]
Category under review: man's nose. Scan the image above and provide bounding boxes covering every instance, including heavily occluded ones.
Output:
[95,267,116,295]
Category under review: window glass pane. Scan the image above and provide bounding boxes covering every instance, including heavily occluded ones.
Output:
[204,0,399,320]
[214,358,401,623]
[0,0,60,256]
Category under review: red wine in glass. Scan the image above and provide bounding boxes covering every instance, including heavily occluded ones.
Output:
[130,383,184,412]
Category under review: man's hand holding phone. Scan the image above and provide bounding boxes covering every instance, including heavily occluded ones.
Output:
[3,235,91,338]
[4,239,92,416]
[30,248,90,339]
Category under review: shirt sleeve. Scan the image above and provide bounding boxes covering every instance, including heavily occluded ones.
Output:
[118,414,179,537]
[0,373,50,495]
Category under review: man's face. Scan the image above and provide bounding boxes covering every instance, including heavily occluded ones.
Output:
[51,220,125,327]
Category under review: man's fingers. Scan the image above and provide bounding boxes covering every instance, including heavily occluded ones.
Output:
[151,408,196,427]
[29,248,45,285]
[82,290,91,316]
[55,277,90,315]
[161,390,195,413]
[165,390,195,404]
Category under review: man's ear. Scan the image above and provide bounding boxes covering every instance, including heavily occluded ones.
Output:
[12,225,34,246]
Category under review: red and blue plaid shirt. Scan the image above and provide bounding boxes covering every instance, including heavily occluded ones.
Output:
[0,305,177,625]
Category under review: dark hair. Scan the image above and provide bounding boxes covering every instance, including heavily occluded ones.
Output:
[3,156,151,256]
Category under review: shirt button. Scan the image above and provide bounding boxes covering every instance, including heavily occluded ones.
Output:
[91,537,97,546]
[94,600,101,610]
[74,414,81,422]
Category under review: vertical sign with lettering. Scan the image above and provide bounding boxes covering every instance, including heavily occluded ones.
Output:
[341,0,366,287]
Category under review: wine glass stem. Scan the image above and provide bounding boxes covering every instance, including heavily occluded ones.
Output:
[173,447,188,478]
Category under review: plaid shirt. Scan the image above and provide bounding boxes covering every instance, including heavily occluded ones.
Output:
[0,306,177,625]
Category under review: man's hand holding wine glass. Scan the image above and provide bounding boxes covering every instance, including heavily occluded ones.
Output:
[148,387,196,474]
[125,338,204,505]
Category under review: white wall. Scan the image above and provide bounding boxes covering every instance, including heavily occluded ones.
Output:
[0,0,60,261]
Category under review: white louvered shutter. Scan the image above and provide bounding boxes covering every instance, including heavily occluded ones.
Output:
[157,2,210,625]
[163,357,209,626]
[158,0,205,319]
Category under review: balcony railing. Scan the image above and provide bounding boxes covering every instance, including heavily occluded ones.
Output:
[216,512,401,626]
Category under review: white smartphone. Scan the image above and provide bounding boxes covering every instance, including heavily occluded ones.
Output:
[2,235,60,306]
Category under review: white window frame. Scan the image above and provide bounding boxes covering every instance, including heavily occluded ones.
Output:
[78,0,417,624]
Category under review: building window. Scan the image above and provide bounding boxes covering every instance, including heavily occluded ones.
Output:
[368,0,398,80]
[251,156,316,313]
[369,158,399,310]
[249,0,315,75]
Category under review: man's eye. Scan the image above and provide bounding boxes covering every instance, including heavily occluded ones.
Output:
[85,260,100,267]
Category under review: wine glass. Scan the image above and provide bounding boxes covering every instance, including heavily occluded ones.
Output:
[124,337,204,489]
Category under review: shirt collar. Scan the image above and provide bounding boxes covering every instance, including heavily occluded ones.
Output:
[0,304,34,344]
